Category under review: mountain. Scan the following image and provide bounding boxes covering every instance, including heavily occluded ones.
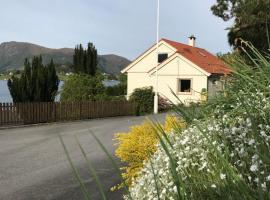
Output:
[0,41,131,75]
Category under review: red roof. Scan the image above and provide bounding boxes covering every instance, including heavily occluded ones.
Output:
[162,38,231,75]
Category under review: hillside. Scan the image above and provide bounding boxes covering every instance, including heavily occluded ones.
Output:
[0,41,130,75]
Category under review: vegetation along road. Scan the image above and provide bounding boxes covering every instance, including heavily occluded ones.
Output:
[0,113,166,200]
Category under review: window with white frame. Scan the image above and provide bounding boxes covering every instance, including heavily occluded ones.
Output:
[178,79,192,93]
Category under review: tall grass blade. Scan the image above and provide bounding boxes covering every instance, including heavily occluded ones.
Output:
[89,130,133,200]
[58,134,92,200]
[75,135,107,200]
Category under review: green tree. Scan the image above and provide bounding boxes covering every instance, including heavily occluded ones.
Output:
[211,0,270,52]
[60,73,105,101]
[72,43,98,75]
[46,60,59,102]
[7,56,59,102]
[105,73,127,97]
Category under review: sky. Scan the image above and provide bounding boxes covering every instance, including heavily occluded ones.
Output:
[0,0,232,60]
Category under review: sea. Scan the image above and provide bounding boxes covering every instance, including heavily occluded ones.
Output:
[0,80,119,102]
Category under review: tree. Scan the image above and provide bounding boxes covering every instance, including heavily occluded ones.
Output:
[46,60,59,102]
[72,42,98,75]
[60,73,105,101]
[7,56,59,102]
[211,0,270,52]
[105,73,127,97]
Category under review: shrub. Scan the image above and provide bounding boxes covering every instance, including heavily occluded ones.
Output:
[129,87,171,115]
[113,115,186,191]
[129,87,154,115]
[126,45,270,199]
[113,121,158,190]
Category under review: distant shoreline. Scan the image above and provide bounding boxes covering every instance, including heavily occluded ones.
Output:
[0,74,68,81]
[0,75,9,80]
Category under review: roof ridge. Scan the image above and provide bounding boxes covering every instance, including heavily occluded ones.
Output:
[161,38,206,51]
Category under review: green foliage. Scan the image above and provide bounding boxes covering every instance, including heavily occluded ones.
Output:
[211,0,270,53]
[118,73,127,84]
[7,56,59,102]
[105,74,127,97]
[60,73,105,101]
[129,87,154,115]
[72,43,98,75]
[105,85,126,96]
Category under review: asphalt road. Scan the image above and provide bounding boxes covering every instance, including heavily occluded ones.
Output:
[0,113,167,200]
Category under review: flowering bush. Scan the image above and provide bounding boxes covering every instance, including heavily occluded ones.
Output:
[113,115,185,190]
[126,46,270,199]
[114,121,158,190]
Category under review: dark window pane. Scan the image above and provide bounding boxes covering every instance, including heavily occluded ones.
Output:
[158,53,168,63]
[179,79,191,92]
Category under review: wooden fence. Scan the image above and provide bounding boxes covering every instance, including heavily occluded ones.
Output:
[0,101,136,126]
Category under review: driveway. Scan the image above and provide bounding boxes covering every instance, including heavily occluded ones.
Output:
[0,113,167,200]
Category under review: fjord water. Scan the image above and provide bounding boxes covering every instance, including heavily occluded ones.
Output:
[0,80,119,102]
[0,80,11,102]
[0,80,65,102]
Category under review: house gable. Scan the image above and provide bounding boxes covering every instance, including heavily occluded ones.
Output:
[121,40,176,73]
[149,53,210,76]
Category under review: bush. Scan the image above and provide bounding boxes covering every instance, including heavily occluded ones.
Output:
[113,121,158,190]
[113,115,185,191]
[126,44,270,199]
[60,73,106,101]
[129,87,154,115]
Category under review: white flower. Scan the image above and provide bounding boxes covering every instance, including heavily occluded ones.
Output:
[208,126,214,131]
[211,184,217,188]
[248,139,255,145]
[220,173,226,180]
[250,164,258,172]
[266,175,270,181]
[261,182,266,190]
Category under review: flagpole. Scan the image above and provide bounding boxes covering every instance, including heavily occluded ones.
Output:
[154,0,160,114]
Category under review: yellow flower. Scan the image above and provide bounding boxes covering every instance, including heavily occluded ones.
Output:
[113,115,186,190]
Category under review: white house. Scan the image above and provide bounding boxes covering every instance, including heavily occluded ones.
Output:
[121,36,231,104]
